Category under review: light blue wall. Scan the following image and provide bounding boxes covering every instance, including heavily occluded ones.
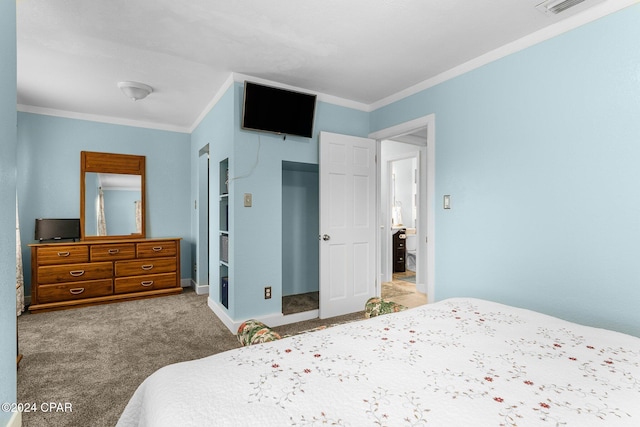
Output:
[231,83,370,319]
[0,0,17,422]
[17,113,192,294]
[193,82,369,321]
[190,86,235,315]
[103,189,141,235]
[371,4,640,336]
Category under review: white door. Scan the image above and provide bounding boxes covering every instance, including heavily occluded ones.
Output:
[319,131,377,318]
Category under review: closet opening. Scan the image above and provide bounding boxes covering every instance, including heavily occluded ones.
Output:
[281,161,319,315]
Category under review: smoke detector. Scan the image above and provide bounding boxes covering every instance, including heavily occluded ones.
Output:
[535,0,600,15]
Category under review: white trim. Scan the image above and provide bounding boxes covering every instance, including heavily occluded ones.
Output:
[191,278,209,295]
[369,116,432,141]
[207,297,237,333]
[16,104,190,134]
[207,295,321,333]
[187,73,236,132]
[369,114,436,303]
[7,410,22,427]
[369,0,637,111]
[16,2,634,138]
[180,278,192,288]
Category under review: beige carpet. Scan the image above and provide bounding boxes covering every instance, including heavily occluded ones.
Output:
[17,288,363,427]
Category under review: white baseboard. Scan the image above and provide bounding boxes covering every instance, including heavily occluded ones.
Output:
[180,278,191,288]
[206,296,320,334]
[191,279,209,295]
[7,410,22,427]
[207,297,238,333]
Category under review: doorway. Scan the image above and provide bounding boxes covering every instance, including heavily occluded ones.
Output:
[196,145,210,295]
[370,114,436,306]
[383,145,426,308]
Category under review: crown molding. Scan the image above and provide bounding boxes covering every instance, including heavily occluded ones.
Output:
[17,0,635,134]
[187,73,236,133]
[17,104,190,134]
[369,0,637,111]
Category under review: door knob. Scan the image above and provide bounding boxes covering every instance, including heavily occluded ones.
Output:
[322,234,330,241]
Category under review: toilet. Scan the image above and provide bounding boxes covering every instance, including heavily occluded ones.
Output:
[405,230,417,272]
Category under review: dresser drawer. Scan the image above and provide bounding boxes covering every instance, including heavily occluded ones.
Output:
[137,241,177,258]
[90,243,136,261]
[38,262,113,284]
[114,257,176,277]
[37,279,113,303]
[114,273,177,294]
[36,246,89,265]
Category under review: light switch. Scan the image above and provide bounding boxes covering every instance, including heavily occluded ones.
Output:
[443,195,451,209]
[244,193,252,207]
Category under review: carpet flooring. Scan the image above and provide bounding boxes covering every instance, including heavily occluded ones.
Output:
[17,288,364,427]
[282,291,319,315]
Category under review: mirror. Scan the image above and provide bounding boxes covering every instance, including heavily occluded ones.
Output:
[80,151,146,240]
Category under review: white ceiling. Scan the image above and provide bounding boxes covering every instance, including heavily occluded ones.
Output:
[16,0,633,133]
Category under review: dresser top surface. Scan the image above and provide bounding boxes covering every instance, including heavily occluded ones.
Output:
[29,237,181,248]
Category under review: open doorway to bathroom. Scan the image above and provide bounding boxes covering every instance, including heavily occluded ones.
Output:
[381,134,427,309]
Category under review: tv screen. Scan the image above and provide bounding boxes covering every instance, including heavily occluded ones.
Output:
[242,81,316,138]
[35,218,81,242]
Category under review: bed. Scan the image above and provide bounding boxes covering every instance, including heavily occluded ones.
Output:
[117,298,640,426]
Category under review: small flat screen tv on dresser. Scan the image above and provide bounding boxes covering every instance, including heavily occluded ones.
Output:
[241,81,317,138]
[34,218,81,242]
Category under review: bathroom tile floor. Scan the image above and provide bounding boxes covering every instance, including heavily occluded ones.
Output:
[382,271,427,309]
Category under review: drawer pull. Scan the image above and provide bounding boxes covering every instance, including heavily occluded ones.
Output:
[108,249,120,254]
[57,251,70,257]
[152,247,163,252]
[140,281,154,287]
[141,264,154,271]
[69,288,85,295]
[69,270,85,277]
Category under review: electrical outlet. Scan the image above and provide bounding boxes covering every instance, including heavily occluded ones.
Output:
[264,286,272,299]
[244,193,252,207]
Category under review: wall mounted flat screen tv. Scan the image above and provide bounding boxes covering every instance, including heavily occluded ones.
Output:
[242,81,317,138]
[35,218,81,242]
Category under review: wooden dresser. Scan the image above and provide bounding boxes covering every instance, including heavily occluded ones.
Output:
[29,238,182,313]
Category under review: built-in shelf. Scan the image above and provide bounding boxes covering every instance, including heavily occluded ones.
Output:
[219,158,230,309]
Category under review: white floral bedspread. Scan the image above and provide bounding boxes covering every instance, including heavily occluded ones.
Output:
[117,298,640,426]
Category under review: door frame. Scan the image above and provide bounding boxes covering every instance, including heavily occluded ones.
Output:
[196,144,210,295]
[369,114,436,302]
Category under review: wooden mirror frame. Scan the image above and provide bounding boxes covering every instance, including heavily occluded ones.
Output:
[80,151,146,240]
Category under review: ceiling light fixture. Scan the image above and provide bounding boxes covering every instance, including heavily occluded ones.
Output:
[536,0,588,15]
[117,81,153,101]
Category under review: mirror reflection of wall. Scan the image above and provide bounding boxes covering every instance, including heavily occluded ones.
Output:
[391,157,417,228]
[84,172,142,237]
